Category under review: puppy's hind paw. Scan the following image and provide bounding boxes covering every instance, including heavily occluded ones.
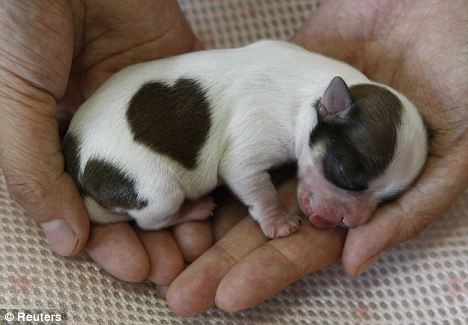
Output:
[179,196,217,222]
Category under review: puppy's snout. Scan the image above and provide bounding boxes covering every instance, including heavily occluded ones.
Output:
[340,217,358,229]
[338,217,347,228]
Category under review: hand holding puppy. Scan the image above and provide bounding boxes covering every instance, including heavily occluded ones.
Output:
[292,0,468,276]
[0,0,466,317]
[166,0,468,315]
[0,0,209,284]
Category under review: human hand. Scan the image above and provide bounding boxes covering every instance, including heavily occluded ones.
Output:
[163,0,468,315]
[292,0,468,275]
[0,0,211,284]
[164,168,345,315]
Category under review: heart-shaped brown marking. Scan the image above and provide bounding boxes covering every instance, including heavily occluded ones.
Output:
[126,78,212,169]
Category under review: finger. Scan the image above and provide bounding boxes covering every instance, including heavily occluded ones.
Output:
[86,223,149,282]
[211,187,246,240]
[215,223,345,312]
[166,177,309,316]
[290,0,366,66]
[0,77,88,256]
[155,285,169,299]
[138,229,184,286]
[193,38,205,51]
[166,216,266,316]
[212,199,245,240]
[0,4,88,256]
[171,220,214,263]
[342,140,468,276]
[76,0,201,98]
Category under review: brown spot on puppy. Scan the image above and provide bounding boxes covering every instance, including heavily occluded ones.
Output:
[62,134,81,182]
[81,159,148,210]
[348,84,403,170]
[126,78,212,169]
[311,83,402,191]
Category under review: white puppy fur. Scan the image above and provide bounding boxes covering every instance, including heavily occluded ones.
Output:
[67,40,428,238]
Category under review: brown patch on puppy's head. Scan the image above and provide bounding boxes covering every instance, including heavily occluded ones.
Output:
[300,77,427,229]
[311,78,403,191]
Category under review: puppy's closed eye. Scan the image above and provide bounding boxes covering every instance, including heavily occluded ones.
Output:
[336,164,368,191]
[378,193,400,205]
[323,153,368,192]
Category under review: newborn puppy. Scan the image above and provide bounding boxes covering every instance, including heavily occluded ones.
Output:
[63,40,428,238]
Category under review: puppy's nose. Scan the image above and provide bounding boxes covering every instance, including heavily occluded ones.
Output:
[340,217,358,229]
[338,217,347,228]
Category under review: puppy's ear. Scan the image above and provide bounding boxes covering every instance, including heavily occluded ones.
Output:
[318,76,356,123]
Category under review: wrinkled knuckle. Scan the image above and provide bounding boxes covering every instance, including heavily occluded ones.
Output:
[6,172,50,210]
[265,243,301,278]
[211,244,238,266]
[398,220,420,242]
[397,214,434,243]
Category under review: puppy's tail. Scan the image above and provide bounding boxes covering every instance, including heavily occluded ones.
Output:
[84,197,131,224]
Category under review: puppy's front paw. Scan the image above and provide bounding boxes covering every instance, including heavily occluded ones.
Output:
[260,213,301,238]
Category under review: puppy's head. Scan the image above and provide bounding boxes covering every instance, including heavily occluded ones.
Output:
[298,77,428,229]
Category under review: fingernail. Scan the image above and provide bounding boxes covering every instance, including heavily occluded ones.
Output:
[355,253,381,276]
[155,285,169,299]
[41,219,78,256]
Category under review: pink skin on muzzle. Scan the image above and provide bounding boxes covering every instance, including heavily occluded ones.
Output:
[297,164,376,230]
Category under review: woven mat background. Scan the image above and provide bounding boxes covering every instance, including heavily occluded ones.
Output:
[1,1,467,324]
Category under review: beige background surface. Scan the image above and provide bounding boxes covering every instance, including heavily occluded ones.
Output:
[1,1,467,324]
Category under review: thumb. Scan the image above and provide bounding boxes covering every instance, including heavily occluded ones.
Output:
[342,138,468,276]
[0,77,89,256]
